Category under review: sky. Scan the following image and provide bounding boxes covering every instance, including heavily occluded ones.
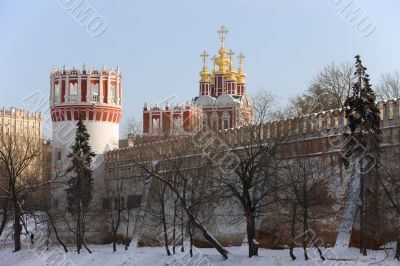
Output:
[0,0,399,138]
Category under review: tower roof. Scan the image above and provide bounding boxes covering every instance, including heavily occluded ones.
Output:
[199,26,246,79]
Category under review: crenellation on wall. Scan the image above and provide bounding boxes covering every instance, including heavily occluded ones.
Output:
[107,99,400,168]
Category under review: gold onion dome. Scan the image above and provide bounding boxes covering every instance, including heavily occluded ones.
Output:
[199,51,210,82]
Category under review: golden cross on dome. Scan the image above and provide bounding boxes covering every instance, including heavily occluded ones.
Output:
[237,52,245,67]
[201,51,209,68]
[217,25,229,46]
[228,49,235,63]
[211,55,217,70]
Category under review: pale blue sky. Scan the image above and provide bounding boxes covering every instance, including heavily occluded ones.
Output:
[0,0,399,138]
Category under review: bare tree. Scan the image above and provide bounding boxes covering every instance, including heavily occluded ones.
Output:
[376,71,400,101]
[0,131,43,251]
[134,137,229,259]
[210,91,284,257]
[279,149,337,261]
[109,180,126,253]
[147,178,172,256]
[40,191,68,253]
[289,62,353,116]
[377,149,400,260]
[123,116,143,144]
[252,90,276,123]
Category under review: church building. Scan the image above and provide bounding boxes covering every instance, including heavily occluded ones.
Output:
[142,26,254,143]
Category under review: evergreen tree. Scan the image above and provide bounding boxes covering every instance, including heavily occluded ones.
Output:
[65,115,95,254]
[344,55,381,256]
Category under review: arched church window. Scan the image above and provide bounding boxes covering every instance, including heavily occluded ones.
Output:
[211,112,218,130]
[202,114,208,130]
[222,112,230,129]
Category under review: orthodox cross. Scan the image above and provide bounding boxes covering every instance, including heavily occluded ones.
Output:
[217,25,228,46]
[237,52,245,67]
[228,49,235,63]
[211,55,217,70]
[201,51,209,68]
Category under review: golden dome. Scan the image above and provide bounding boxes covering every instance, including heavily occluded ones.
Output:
[216,47,229,73]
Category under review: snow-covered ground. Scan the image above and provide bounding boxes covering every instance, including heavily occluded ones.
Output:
[1,215,398,265]
[1,243,399,266]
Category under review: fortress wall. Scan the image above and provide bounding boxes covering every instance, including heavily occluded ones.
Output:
[102,99,400,248]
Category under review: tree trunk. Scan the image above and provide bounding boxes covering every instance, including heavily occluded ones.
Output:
[395,238,400,260]
[46,209,68,253]
[0,202,8,238]
[83,242,92,254]
[302,207,308,260]
[188,214,228,259]
[13,199,22,252]
[314,242,325,261]
[77,213,81,254]
[180,208,184,252]
[172,200,177,254]
[113,235,117,253]
[360,170,367,256]
[246,212,258,257]
[188,221,193,257]
[161,197,171,256]
[289,203,297,261]
[125,210,130,251]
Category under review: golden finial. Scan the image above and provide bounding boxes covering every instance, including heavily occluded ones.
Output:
[211,55,217,72]
[227,49,237,81]
[200,51,210,83]
[217,25,229,47]
[236,52,246,84]
[201,51,209,70]
[237,52,245,68]
[228,49,235,68]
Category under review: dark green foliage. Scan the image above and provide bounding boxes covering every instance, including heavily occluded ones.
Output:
[65,115,95,253]
[343,55,381,256]
[344,55,381,167]
[66,116,95,212]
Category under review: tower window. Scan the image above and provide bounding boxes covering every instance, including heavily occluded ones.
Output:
[70,83,78,95]
[217,77,222,88]
[110,83,116,103]
[55,83,60,99]
[91,83,99,101]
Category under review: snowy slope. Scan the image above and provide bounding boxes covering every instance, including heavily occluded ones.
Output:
[335,166,360,248]
[0,244,398,266]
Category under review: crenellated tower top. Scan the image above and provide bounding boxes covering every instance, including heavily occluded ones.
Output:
[50,64,122,124]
